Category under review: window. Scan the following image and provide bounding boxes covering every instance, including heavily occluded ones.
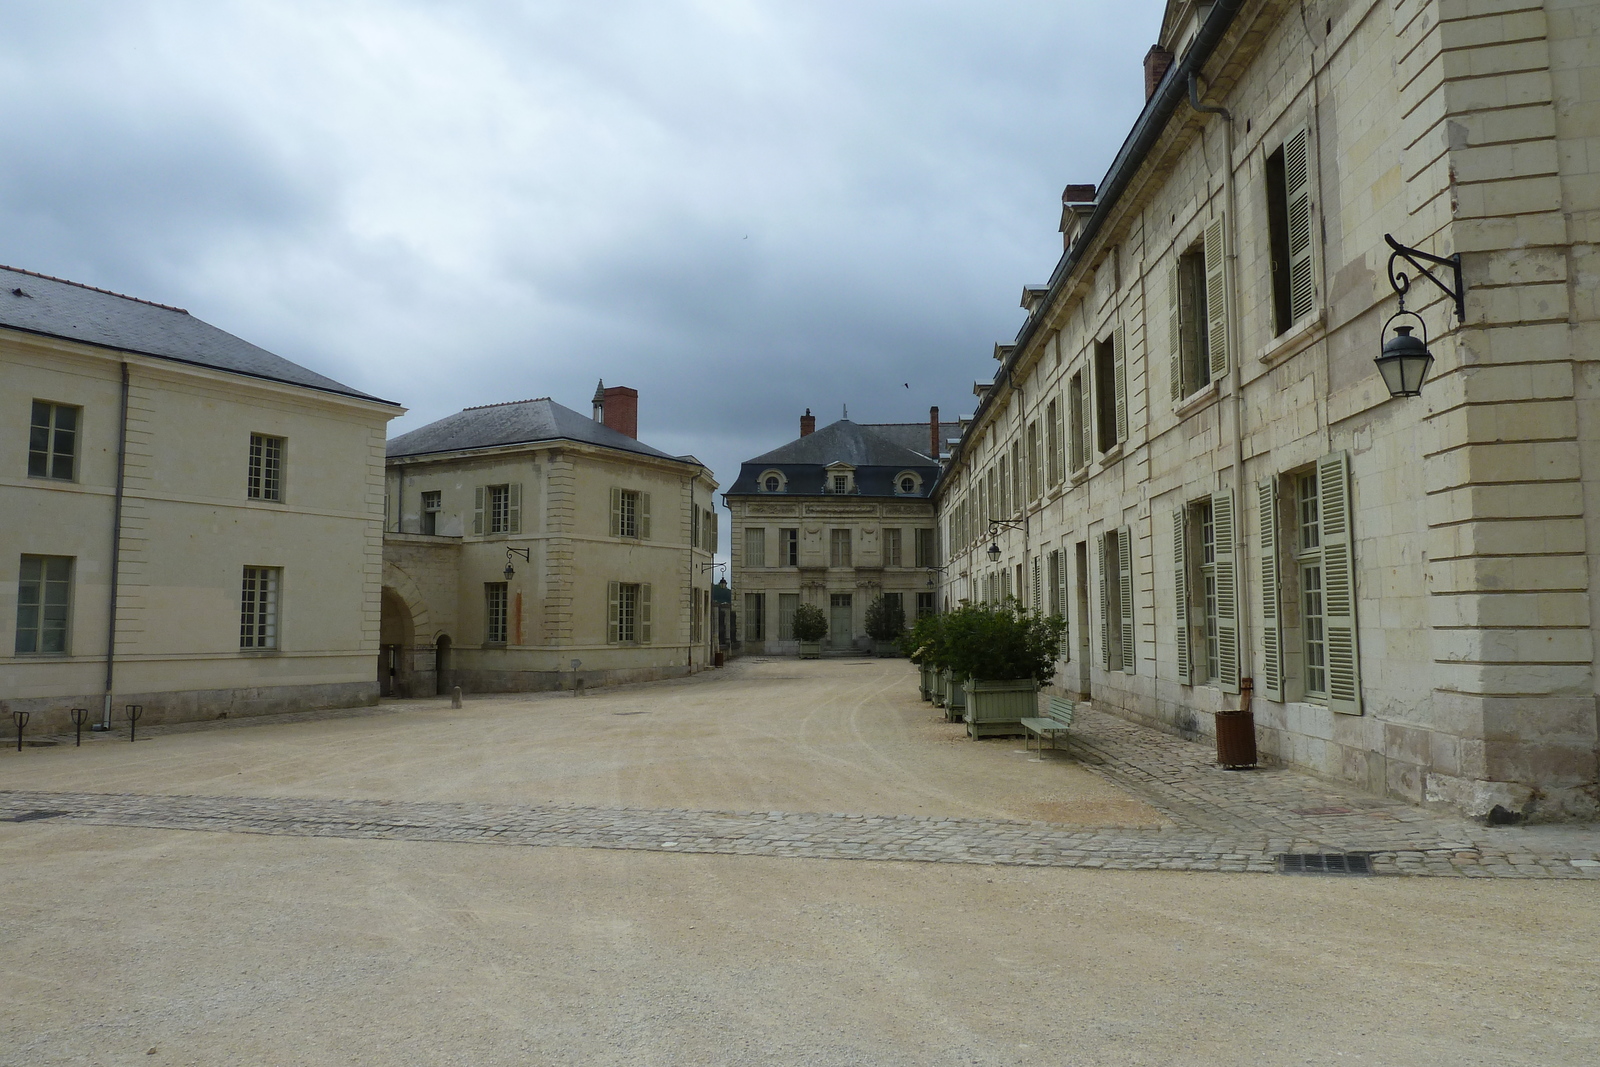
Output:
[883,527,902,567]
[691,508,701,548]
[1010,441,1022,507]
[1267,129,1314,336]
[915,528,936,568]
[28,401,78,481]
[781,528,799,566]
[1026,422,1040,500]
[832,474,847,493]
[1200,501,1219,682]
[1170,243,1210,399]
[778,593,800,639]
[760,469,786,493]
[475,484,523,535]
[1094,333,1127,453]
[744,527,767,568]
[765,476,781,491]
[1098,528,1134,673]
[608,488,649,539]
[1172,494,1238,691]
[705,510,718,553]
[606,582,652,644]
[1048,399,1065,486]
[240,566,280,650]
[743,592,765,640]
[998,454,1010,516]
[899,475,916,494]
[829,528,852,567]
[692,595,703,642]
[421,490,441,535]
[1068,372,1086,471]
[485,582,508,644]
[1048,548,1069,659]
[1296,471,1326,697]
[15,555,72,654]
[248,434,284,501]
[916,591,936,618]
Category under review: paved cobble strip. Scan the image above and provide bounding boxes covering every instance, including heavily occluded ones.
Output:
[4,790,1598,880]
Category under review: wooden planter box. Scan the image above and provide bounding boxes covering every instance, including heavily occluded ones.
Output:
[874,641,900,658]
[798,641,822,659]
[931,668,949,707]
[918,664,934,702]
[964,679,1036,738]
[945,676,967,723]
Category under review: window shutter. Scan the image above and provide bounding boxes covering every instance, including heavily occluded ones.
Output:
[1078,386,1091,470]
[1285,128,1315,324]
[640,583,653,644]
[1205,217,1228,382]
[1117,525,1135,673]
[508,483,522,534]
[1168,261,1183,401]
[1031,557,1042,614]
[1172,509,1192,686]
[1052,399,1065,485]
[609,487,622,537]
[1098,533,1112,670]
[691,507,699,548]
[473,486,485,535]
[639,493,652,540]
[1113,325,1128,444]
[1257,477,1284,702]
[607,581,620,644]
[1317,451,1361,713]
[1055,549,1070,659]
[1211,490,1240,694]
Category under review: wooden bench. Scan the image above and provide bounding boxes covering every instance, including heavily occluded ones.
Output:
[1020,696,1076,757]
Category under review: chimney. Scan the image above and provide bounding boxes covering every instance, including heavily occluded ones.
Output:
[800,408,815,437]
[601,385,638,439]
[1143,45,1174,100]
[1062,184,1096,205]
[929,406,940,459]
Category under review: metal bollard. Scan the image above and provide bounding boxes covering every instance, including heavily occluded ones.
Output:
[12,711,28,752]
[451,686,462,709]
[70,708,89,747]
[125,704,143,742]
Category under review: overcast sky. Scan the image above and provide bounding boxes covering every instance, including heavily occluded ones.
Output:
[1,0,1160,500]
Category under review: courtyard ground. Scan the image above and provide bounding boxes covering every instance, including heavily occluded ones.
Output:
[2,657,1598,1065]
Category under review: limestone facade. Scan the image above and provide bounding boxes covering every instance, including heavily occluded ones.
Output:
[934,0,1600,819]
[382,390,718,695]
[1,266,400,732]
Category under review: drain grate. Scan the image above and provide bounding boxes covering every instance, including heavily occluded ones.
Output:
[1276,852,1373,875]
[5,810,69,823]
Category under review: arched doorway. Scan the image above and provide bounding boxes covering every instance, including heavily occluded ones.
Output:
[379,587,416,697]
[435,634,452,696]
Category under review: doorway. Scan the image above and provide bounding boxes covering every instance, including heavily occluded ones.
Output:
[1073,541,1091,697]
[829,593,853,649]
[435,635,451,696]
[380,645,399,697]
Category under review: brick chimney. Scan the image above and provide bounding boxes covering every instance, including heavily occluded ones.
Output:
[599,385,638,439]
[800,408,815,437]
[1144,45,1174,100]
[929,406,940,458]
[1062,184,1096,205]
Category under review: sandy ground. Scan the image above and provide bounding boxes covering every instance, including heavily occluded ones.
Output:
[3,659,1598,1066]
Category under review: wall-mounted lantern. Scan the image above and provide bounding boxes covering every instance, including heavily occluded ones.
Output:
[985,517,1025,563]
[504,546,530,580]
[1379,233,1465,399]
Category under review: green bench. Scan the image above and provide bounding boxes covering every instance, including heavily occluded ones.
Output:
[1020,695,1076,757]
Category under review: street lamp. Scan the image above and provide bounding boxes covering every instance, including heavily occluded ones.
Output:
[1378,233,1465,399]
[504,546,530,580]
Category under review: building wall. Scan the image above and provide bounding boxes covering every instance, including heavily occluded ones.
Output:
[935,0,1600,819]
[727,496,936,653]
[1,331,396,731]
[384,440,716,692]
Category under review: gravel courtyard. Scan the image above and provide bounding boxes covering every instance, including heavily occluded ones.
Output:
[3,658,1598,1066]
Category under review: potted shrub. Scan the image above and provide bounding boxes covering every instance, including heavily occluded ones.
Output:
[865,595,906,658]
[902,611,943,702]
[791,603,829,659]
[943,601,1068,739]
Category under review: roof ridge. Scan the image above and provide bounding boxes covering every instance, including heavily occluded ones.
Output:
[1,264,189,315]
[462,397,550,411]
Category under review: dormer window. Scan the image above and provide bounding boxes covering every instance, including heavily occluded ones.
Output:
[832,474,848,493]
[822,464,857,494]
[759,469,787,493]
[766,476,781,491]
[895,471,922,496]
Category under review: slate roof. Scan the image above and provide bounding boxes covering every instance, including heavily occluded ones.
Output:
[0,264,392,404]
[387,396,694,464]
[858,420,962,459]
[727,419,943,497]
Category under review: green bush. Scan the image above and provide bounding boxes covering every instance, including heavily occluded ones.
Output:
[941,601,1067,685]
[864,595,906,642]
[900,611,947,668]
[791,603,830,643]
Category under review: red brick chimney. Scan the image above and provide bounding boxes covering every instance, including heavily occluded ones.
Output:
[929,406,940,458]
[1144,45,1174,100]
[600,385,638,439]
[1062,184,1096,205]
[800,408,815,437]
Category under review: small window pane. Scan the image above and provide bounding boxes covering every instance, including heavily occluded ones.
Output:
[29,401,79,481]
[248,435,284,501]
[240,566,280,649]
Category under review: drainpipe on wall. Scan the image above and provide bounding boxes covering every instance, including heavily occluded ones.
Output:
[1189,72,1254,671]
[99,361,131,729]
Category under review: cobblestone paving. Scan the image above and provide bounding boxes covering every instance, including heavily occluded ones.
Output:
[5,704,1599,879]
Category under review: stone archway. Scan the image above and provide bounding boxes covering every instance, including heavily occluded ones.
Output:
[379,587,416,697]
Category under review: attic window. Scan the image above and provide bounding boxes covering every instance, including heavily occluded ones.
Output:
[759,469,787,493]
[895,471,922,495]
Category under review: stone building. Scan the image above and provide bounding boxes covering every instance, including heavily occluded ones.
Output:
[381,383,718,694]
[934,0,1600,819]
[726,410,955,654]
[1,265,400,731]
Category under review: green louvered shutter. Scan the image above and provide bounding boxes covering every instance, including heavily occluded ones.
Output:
[1117,526,1135,673]
[1318,451,1361,714]
[609,488,622,537]
[473,486,485,535]
[507,483,522,534]
[1211,489,1239,694]
[639,493,651,540]
[1113,325,1128,444]
[1031,557,1042,614]
[1098,533,1112,670]
[1257,477,1284,702]
[1285,128,1315,324]
[1168,261,1183,401]
[606,581,620,644]
[639,584,653,644]
[1172,508,1192,686]
[1205,218,1228,382]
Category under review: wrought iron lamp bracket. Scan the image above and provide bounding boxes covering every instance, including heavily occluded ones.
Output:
[505,547,531,563]
[1384,233,1464,323]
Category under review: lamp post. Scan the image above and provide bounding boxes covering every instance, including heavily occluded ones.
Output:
[1378,233,1466,399]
